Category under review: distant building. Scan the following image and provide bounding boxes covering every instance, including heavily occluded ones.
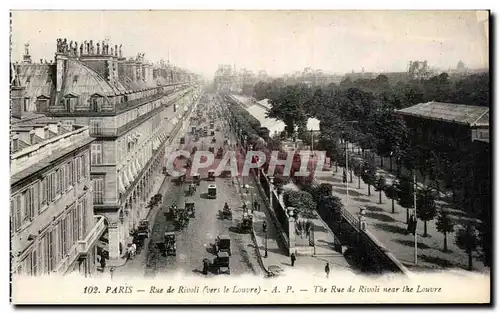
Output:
[10,119,103,276]
[396,101,490,214]
[407,60,432,80]
[396,101,489,147]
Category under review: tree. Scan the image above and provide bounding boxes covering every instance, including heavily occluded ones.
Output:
[374,175,387,204]
[352,159,364,189]
[384,181,400,213]
[416,188,437,237]
[361,162,377,196]
[267,84,311,136]
[397,177,414,224]
[435,208,455,252]
[242,84,254,97]
[253,81,271,100]
[318,195,344,224]
[455,221,478,271]
[311,183,333,201]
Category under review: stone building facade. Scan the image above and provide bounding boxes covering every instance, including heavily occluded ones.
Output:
[10,120,104,276]
[12,38,200,262]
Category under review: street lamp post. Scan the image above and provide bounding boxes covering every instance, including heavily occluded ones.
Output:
[344,121,358,217]
[413,170,418,265]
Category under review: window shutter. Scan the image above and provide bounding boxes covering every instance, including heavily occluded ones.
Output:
[77,202,82,240]
[32,184,38,218]
[10,198,15,231]
[41,177,49,209]
[51,172,56,201]
[69,161,74,186]
[82,154,87,178]
[61,166,66,192]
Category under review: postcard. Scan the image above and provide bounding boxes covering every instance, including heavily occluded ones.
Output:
[9,10,491,304]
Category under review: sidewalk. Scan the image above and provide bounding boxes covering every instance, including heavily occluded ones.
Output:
[235,162,354,277]
[316,166,487,272]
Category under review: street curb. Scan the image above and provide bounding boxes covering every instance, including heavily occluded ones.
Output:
[250,229,271,276]
[249,172,290,254]
[232,154,272,276]
[312,176,410,275]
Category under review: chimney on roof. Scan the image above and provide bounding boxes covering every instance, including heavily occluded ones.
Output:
[12,134,19,152]
[23,43,32,64]
[44,126,49,139]
[29,130,35,145]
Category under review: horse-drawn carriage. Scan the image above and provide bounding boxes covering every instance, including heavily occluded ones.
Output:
[221,204,232,220]
[186,182,196,196]
[180,137,185,144]
[213,234,231,256]
[131,219,150,253]
[210,130,215,136]
[211,137,216,143]
[215,147,224,159]
[173,209,189,230]
[208,146,215,153]
[207,184,217,199]
[208,170,216,181]
[164,232,177,256]
[192,173,200,185]
[214,252,230,274]
[239,213,253,233]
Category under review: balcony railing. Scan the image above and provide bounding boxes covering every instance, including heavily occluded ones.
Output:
[77,215,106,256]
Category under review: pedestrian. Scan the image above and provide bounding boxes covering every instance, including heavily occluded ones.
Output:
[290,253,296,267]
[342,169,347,183]
[325,262,330,278]
[262,221,267,233]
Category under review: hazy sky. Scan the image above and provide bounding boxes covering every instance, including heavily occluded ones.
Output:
[11,10,489,78]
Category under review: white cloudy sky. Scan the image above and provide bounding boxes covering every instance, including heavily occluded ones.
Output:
[10,10,489,78]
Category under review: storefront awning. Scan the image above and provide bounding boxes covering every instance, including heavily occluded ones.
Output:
[135,157,142,172]
[128,163,135,182]
[118,170,126,193]
[130,159,138,178]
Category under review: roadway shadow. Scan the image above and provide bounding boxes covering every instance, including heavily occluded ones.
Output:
[205,245,217,255]
[353,197,371,203]
[334,188,365,197]
[365,205,385,212]
[364,212,396,222]
[419,254,455,268]
[228,226,249,234]
[318,177,342,183]
[218,211,234,221]
[394,239,430,249]
[373,223,408,235]
[311,224,330,233]
[199,193,211,199]
[281,262,292,267]
[317,239,335,247]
